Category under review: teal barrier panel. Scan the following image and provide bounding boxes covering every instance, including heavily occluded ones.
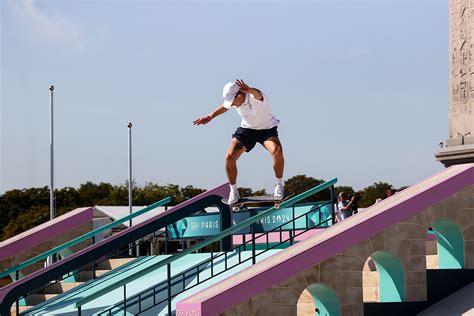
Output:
[167,202,332,239]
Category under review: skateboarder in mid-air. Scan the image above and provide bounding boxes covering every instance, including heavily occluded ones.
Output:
[193,79,285,205]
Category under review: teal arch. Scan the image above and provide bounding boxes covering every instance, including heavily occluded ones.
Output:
[431,218,464,269]
[371,251,404,302]
[307,283,340,316]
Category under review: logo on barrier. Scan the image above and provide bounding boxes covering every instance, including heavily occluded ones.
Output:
[167,203,332,239]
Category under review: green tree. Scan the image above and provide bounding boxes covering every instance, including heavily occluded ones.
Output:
[179,185,206,202]
[284,175,330,202]
[78,182,114,205]
[1,187,49,211]
[100,184,129,205]
[335,186,355,197]
[1,206,49,240]
[0,187,50,240]
[56,187,81,216]
[237,187,267,197]
[359,182,394,207]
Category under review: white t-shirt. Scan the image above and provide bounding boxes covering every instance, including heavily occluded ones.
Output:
[224,93,280,130]
[337,201,352,219]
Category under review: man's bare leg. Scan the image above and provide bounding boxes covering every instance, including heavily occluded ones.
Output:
[225,138,247,185]
[263,137,284,179]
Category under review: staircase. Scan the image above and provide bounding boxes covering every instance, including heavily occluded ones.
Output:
[9,258,135,315]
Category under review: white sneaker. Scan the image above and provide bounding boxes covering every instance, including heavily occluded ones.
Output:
[274,183,284,200]
[228,189,240,205]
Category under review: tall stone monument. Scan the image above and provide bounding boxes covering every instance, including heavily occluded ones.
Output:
[436,0,474,166]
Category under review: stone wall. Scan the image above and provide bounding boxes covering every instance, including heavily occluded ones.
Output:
[221,185,474,316]
[449,0,474,141]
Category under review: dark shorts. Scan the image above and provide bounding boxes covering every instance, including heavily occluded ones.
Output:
[232,126,279,152]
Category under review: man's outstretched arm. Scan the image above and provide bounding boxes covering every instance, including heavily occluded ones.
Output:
[193,105,228,125]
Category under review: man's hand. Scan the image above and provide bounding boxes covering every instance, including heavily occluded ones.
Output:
[236,79,263,101]
[236,79,250,93]
[193,115,212,126]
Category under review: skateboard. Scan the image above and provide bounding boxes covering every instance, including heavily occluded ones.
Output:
[222,192,295,211]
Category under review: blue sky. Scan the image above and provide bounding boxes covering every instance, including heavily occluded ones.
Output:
[1,0,448,194]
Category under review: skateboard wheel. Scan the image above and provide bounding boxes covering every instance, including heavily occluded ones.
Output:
[233,206,241,211]
[275,203,281,209]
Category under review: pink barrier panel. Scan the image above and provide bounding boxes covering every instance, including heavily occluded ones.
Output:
[232,229,325,245]
[0,207,94,262]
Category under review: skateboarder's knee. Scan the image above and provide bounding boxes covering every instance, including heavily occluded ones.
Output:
[270,144,283,157]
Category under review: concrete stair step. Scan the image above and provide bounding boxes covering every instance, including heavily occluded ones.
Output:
[42,281,84,294]
[10,305,34,315]
[96,258,136,270]
[26,294,58,305]
[76,269,110,282]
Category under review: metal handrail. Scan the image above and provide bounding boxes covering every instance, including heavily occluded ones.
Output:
[0,197,172,280]
[98,199,333,315]
[75,178,337,309]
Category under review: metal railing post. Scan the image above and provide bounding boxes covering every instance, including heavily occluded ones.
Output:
[330,185,335,225]
[251,223,256,265]
[165,226,169,255]
[182,271,186,292]
[92,261,96,280]
[15,270,19,315]
[225,252,228,270]
[167,263,172,316]
[123,284,127,314]
[197,265,200,283]
[92,236,96,279]
[210,248,214,277]
[291,205,296,245]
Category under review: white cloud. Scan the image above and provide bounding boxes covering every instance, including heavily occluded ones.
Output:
[9,0,86,52]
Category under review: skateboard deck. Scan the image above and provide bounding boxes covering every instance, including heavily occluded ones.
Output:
[222,192,295,210]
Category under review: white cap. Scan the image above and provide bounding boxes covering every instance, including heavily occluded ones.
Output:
[222,81,240,109]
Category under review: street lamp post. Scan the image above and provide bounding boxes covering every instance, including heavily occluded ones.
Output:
[48,84,56,266]
[128,122,138,256]
[128,122,133,227]
[50,85,55,222]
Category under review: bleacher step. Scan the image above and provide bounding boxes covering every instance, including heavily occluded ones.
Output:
[26,294,58,305]
[76,269,110,281]
[10,305,34,315]
[96,258,136,270]
[42,282,84,294]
